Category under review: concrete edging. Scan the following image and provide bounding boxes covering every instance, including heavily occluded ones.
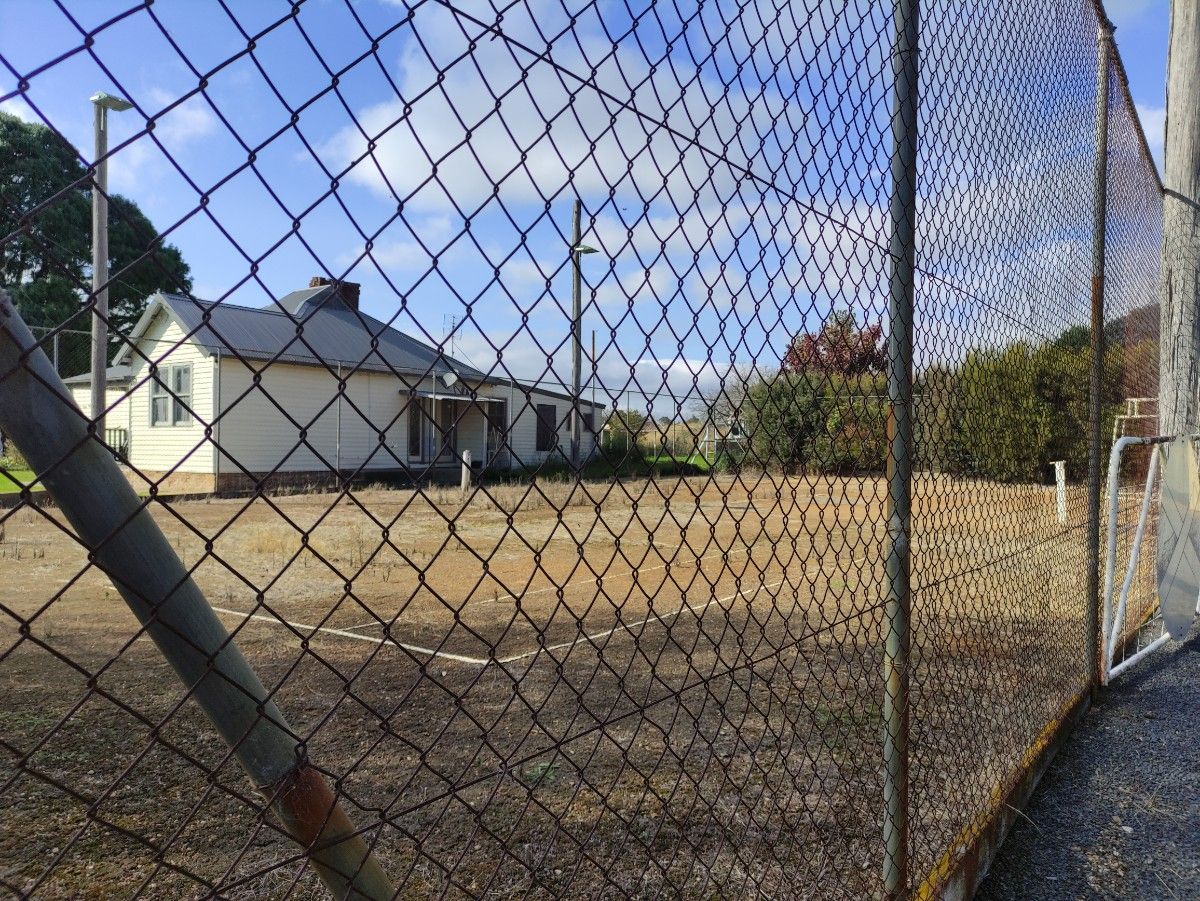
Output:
[913,687,1092,900]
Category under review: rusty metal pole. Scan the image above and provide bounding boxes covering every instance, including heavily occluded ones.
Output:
[882,0,919,895]
[0,289,394,901]
[1086,19,1113,688]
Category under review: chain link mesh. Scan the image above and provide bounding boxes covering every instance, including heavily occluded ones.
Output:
[0,0,1163,897]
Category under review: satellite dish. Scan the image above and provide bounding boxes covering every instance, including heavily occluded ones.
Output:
[442,371,459,388]
[1156,437,1200,641]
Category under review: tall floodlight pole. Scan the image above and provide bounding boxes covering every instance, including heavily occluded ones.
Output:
[1161,3,1200,436]
[570,199,598,470]
[90,91,133,440]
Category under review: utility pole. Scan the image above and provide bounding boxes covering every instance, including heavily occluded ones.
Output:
[591,329,597,460]
[569,200,597,471]
[89,91,132,439]
[1161,3,1200,436]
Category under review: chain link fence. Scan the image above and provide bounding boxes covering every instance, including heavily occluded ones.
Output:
[0,0,1163,897]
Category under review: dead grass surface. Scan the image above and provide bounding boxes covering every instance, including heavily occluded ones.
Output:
[0,472,1100,898]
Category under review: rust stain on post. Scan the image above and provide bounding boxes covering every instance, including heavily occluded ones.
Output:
[268,766,394,900]
[886,406,899,481]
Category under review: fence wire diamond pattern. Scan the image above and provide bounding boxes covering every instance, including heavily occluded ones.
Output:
[0,0,1163,897]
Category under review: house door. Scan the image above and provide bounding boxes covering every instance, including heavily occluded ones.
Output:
[409,397,458,464]
[485,400,507,466]
[434,399,457,461]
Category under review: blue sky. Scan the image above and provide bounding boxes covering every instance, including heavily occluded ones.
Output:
[0,0,1171,416]
[1107,0,1168,163]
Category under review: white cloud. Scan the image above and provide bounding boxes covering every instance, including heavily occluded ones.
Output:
[324,0,1105,387]
[316,0,878,217]
[345,214,461,272]
[152,90,218,145]
[593,264,678,308]
[109,87,219,192]
[0,97,36,122]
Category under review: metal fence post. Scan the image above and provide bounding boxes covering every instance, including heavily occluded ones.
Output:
[1086,18,1113,689]
[882,0,919,895]
[0,289,394,900]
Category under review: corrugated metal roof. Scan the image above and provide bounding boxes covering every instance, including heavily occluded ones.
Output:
[62,364,133,386]
[105,287,607,409]
[150,290,487,381]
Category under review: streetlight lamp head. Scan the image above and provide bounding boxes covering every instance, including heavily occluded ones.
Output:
[90,92,133,111]
[574,244,599,255]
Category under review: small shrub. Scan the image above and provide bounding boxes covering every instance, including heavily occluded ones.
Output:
[713,447,749,474]
[0,435,28,470]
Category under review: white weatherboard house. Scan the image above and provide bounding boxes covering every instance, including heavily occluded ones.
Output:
[66,279,604,493]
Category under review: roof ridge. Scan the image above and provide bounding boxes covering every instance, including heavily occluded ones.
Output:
[152,290,488,381]
[165,293,295,319]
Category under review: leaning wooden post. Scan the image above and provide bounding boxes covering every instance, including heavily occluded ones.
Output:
[0,289,394,901]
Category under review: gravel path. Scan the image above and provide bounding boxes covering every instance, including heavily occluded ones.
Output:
[977,625,1200,900]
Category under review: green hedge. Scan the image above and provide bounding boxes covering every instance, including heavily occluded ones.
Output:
[743,371,887,474]
[734,332,1153,484]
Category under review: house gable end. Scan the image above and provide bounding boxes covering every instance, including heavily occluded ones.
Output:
[112,293,212,374]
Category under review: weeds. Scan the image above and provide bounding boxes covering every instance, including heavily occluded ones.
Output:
[521,760,562,787]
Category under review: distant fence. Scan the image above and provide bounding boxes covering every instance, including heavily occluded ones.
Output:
[26,325,91,383]
[0,0,1162,898]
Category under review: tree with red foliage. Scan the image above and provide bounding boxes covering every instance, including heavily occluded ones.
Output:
[780,310,886,375]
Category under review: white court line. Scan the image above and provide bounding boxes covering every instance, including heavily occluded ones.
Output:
[211,606,488,665]
[334,544,738,633]
[337,499,875,634]
[495,577,774,664]
[497,553,869,665]
[213,554,869,668]
[338,537,790,633]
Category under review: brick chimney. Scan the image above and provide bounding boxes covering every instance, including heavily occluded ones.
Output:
[308,276,361,312]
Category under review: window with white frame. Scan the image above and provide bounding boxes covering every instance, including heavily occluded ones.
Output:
[150,364,193,426]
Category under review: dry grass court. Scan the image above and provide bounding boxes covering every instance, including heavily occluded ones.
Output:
[0,472,1121,897]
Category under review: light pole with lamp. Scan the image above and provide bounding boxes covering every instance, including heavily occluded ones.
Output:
[570,199,598,471]
[90,91,133,441]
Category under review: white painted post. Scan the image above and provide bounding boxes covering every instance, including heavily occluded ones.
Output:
[1052,460,1067,525]
[460,448,471,494]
